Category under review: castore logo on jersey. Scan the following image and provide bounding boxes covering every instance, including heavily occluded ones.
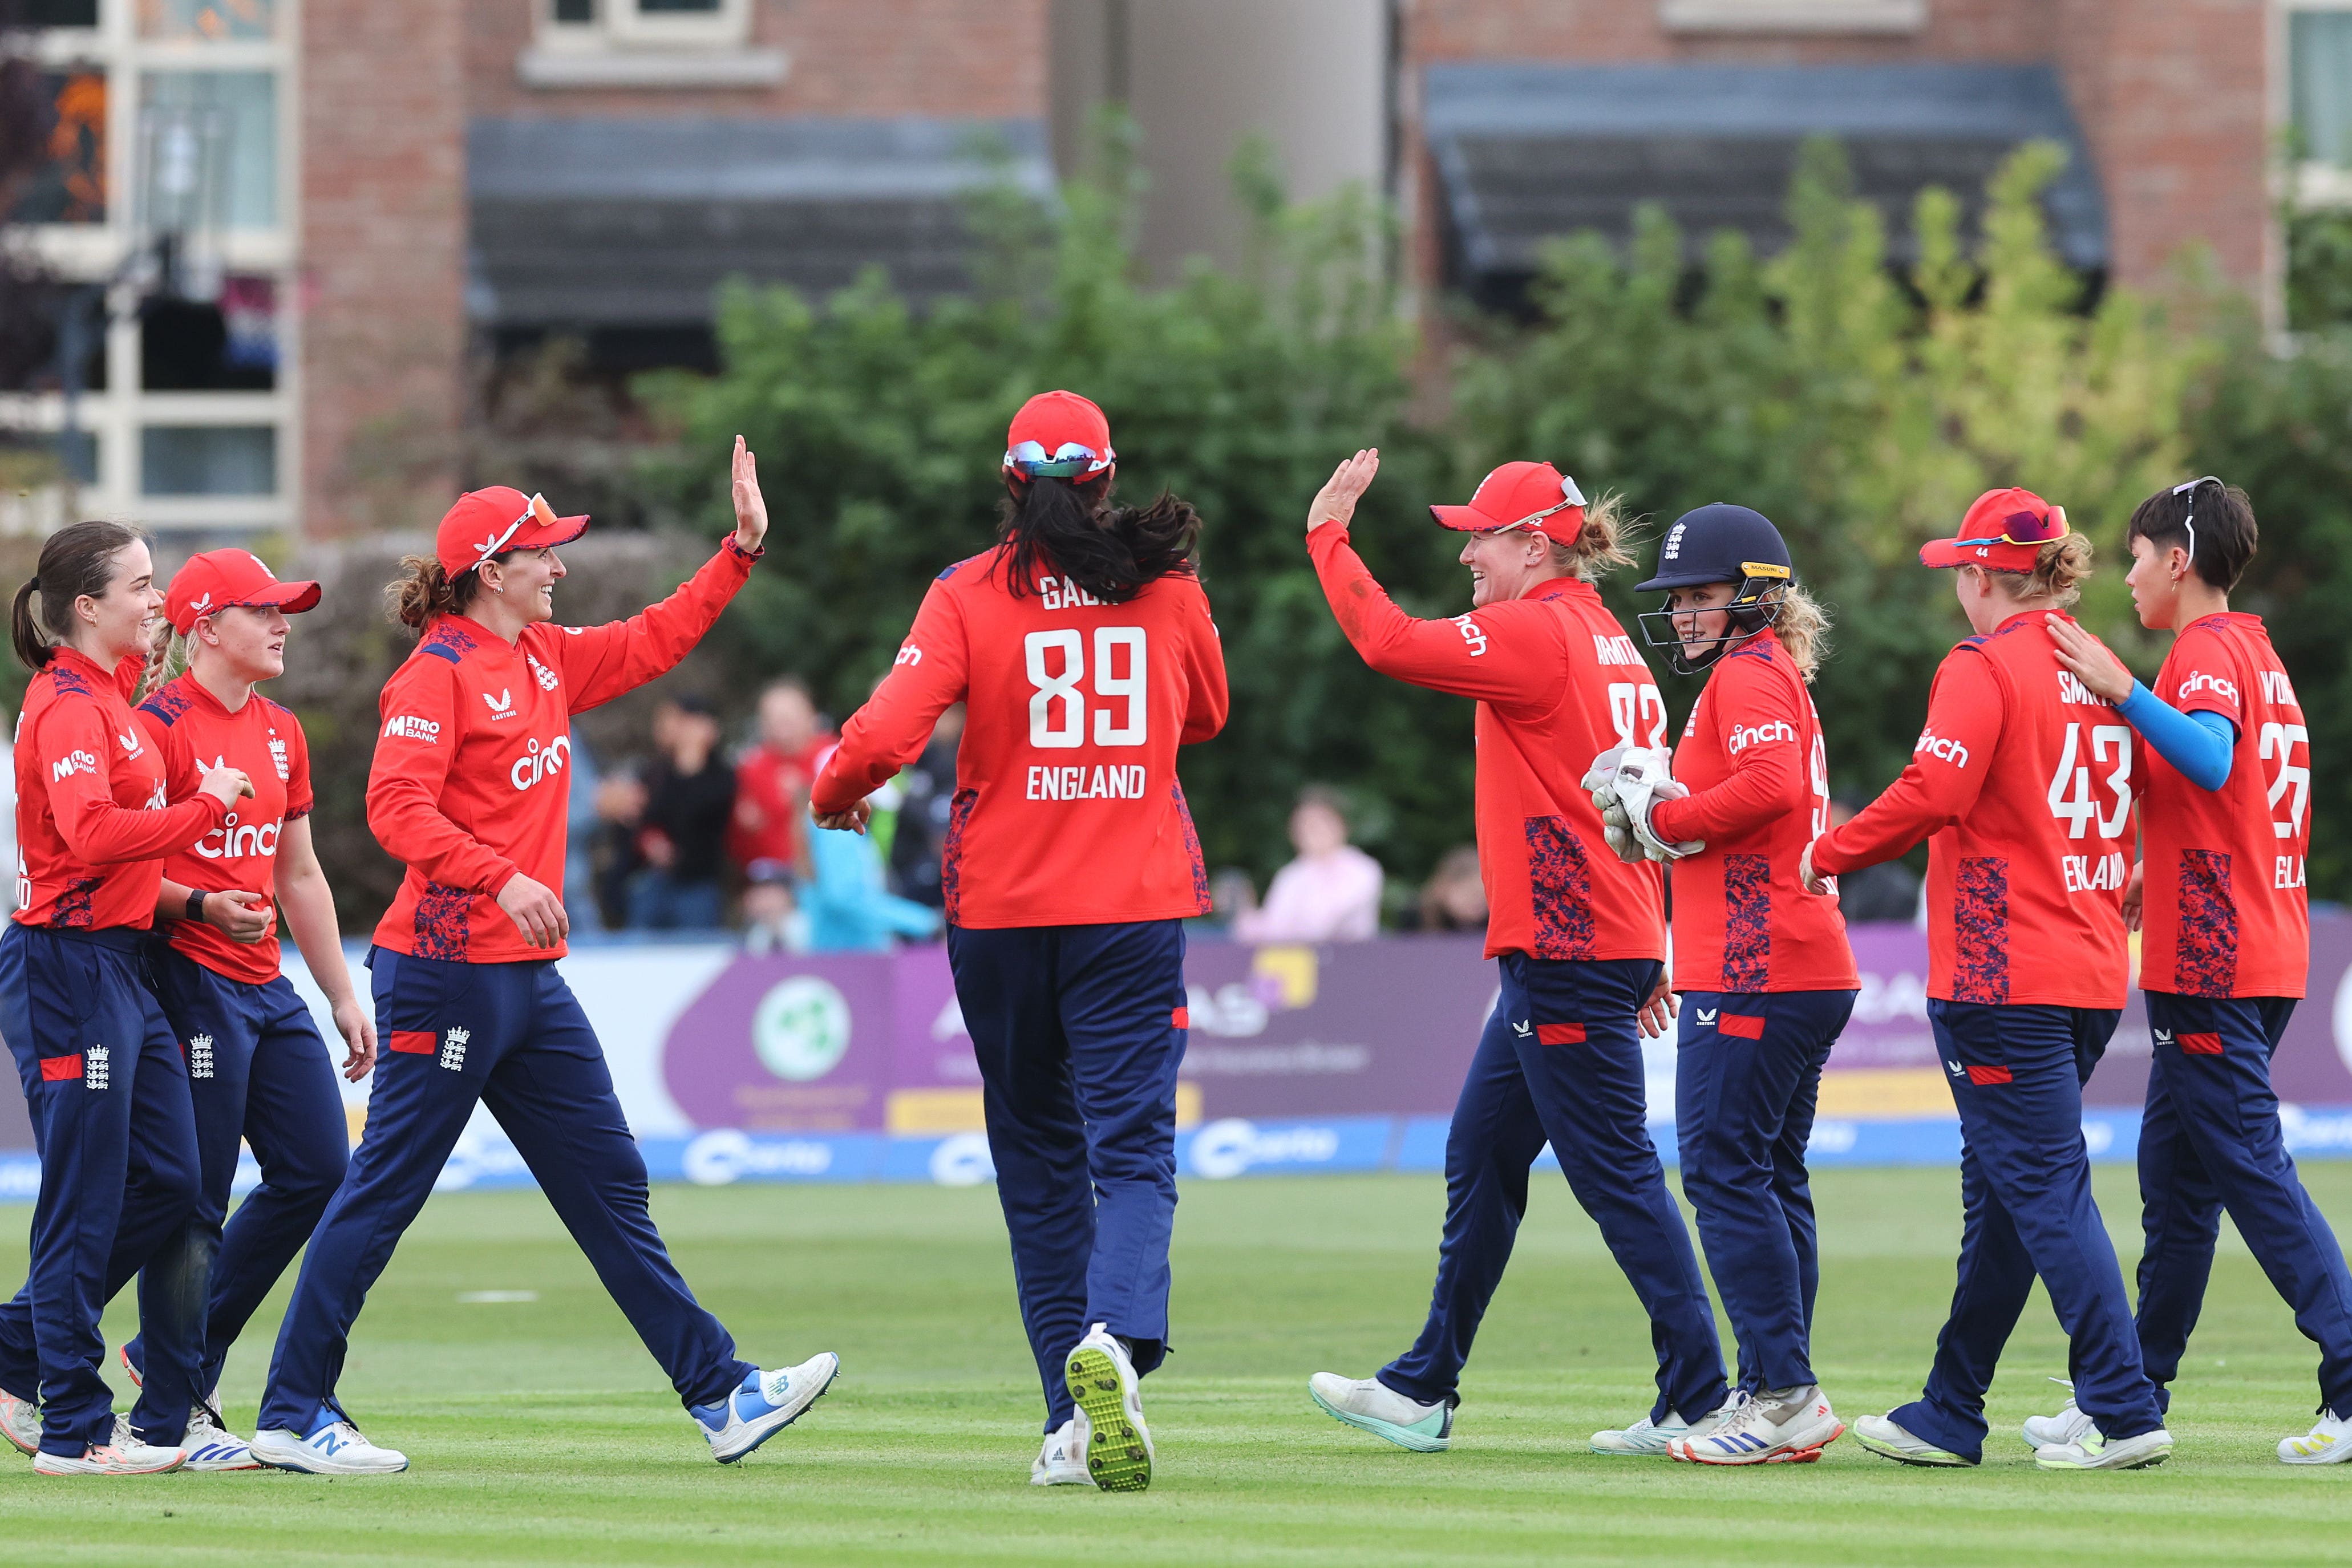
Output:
[483,689,516,720]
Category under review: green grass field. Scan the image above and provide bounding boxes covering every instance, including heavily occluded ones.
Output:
[2,1165,2349,1566]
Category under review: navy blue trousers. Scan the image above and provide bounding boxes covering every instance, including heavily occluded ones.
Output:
[1893,1001,2163,1460]
[1381,956,1726,1423]
[948,920,1185,1432]
[257,949,751,1433]
[1675,988,1855,1394]
[0,925,202,1453]
[2136,992,2352,1419]
[122,946,349,1400]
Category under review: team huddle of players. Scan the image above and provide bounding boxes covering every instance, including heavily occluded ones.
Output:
[0,386,2339,1490]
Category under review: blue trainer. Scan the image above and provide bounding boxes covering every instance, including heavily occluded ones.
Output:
[692,1355,840,1464]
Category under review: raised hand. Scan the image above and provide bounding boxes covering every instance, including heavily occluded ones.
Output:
[2045,614,2134,706]
[1306,448,1381,536]
[731,435,770,553]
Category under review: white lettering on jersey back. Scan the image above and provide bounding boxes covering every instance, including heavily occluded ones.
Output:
[2062,852,2131,893]
[1038,577,1103,613]
[1450,614,1489,658]
[2260,668,2298,708]
[1915,730,1970,768]
[1727,719,1796,755]
[1026,764,1147,801]
[1592,633,1644,666]
[2055,671,2115,707]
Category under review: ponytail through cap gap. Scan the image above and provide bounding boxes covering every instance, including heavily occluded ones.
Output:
[12,520,150,673]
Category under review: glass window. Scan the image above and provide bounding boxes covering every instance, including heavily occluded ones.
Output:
[139,0,280,42]
[638,0,722,10]
[15,71,107,225]
[27,0,101,26]
[141,424,276,495]
[2294,11,2352,168]
[552,0,595,20]
[140,71,277,231]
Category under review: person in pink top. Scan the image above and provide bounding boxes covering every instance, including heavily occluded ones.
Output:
[1229,787,1383,942]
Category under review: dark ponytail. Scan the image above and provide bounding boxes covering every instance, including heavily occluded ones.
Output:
[386,553,495,631]
[994,475,1201,603]
[13,518,149,672]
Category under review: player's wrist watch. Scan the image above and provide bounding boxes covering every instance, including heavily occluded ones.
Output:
[185,889,207,923]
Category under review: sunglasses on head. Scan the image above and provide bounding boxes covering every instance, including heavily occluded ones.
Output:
[1006,440,1114,480]
[2172,475,2224,563]
[1952,503,2067,550]
[1487,473,1589,535]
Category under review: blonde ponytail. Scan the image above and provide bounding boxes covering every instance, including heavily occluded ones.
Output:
[1546,491,1637,581]
[1767,583,1831,683]
[136,618,188,703]
[2024,532,2094,607]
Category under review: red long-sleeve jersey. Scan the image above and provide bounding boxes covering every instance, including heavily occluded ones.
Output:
[369,541,757,963]
[2138,613,2309,999]
[1650,630,1857,994]
[1810,610,2130,1008]
[1306,521,1665,964]
[134,673,314,984]
[811,546,1227,928]
[13,647,227,931]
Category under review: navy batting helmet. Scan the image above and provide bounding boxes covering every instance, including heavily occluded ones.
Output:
[1636,503,1795,674]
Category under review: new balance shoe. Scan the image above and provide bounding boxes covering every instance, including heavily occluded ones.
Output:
[1853,1413,1976,1467]
[1591,1395,1736,1456]
[691,1354,839,1464]
[178,1404,264,1472]
[252,1404,410,1475]
[1307,1373,1453,1453]
[2034,1427,2173,1470]
[1671,1385,1844,1465]
[1065,1323,1152,1492]
[2021,1377,2095,1449]
[0,1387,38,1457]
[2280,1409,2352,1465]
[31,1417,185,1476]
[1031,1417,1092,1485]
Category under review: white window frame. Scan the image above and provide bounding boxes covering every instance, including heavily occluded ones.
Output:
[1658,0,1928,32]
[1,0,299,537]
[2282,0,2352,208]
[521,0,784,88]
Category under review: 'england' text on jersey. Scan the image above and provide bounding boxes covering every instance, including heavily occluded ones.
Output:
[1026,763,1147,801]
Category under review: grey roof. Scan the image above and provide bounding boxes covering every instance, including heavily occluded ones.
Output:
[1423,63,2108,309]
[468,116,1054,329]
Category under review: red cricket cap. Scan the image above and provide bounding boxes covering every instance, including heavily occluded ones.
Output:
[1920,487,2068,572]
[164,549,321,635]
[435,486,590,578]
[1430,461,1589,544]
[1003,390,1115,480]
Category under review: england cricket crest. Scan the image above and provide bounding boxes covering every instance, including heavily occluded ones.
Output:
[188,1032,214,1080]
[438,1026,469,1072]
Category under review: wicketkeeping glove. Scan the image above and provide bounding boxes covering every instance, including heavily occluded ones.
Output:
[1608,746,1705,862]
[1582,747,1638,862]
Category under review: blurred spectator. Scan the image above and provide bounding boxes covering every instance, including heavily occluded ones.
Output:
[1229,786,1384,943]
[589,767,648,931]
[740,865,803,956]
[629,694,737,931]
[562,726,603,926]
[802,742,941,953]
[888,702,964,909]
[1826,797,1925,924]
[730,678,832,890]
[1207,867,1257,934]
[1402,844,1487,934]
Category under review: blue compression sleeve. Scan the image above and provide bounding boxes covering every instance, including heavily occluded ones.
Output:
[2115,682,2236,791]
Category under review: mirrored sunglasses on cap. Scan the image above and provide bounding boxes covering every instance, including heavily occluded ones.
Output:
[1005,440,1115,480]
[1950,502,2067,550]
[472,492,562,566]
[1487,473,1588,534]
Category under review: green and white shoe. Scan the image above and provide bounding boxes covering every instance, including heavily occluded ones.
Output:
[1592,1394,1739,1457]
[1853,1413,1977,1467]
[1064,1324,1152,1493]
[2034,1427,2172,1470]
[1307,1373,1453,1453]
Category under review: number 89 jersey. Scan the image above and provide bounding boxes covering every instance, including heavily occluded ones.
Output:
[811,547,1229,929]
[2139,613,2310,1000]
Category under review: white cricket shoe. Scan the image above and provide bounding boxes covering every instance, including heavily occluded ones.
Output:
[2035,1426,2172,1470]
[2021,1377,2096,1448]
[1031,1417,1092,1485]
[1671,1385,1845,1464]
[1064,1323,1152,1492]
[1853,1412,1976,1467]
[31,1417,184,1476]
[179,1404,264,1472]
[252,1407,410,1475]
[691,1354,839,1464]
[2280,1409,2352,1465]
[1592,1395,1736,1456]
[1307,1373,1453,1453]
[119,1344,222,1413]
[0,1387,39,1456]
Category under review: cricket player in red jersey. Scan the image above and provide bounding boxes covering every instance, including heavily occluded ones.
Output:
[0,521,254,1476]
[2037,479,2352,1465]
[811,390,1226,1492]
[96,550,377,1473]
[1590,503,1856,1464]
[1298,451,1731,1459]
[253,443,837,1474]
[1803,488,2173,1472]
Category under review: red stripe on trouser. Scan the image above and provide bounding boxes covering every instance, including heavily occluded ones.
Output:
[1965,1064,2012,1085]
[1536,1023,1585,1045]
[38,1054,80,1082]
[388,1031,436,1055]
[1171,1007,1189,1030]
[1716,1013,1766,1040]
[2179,1032,2225,1056]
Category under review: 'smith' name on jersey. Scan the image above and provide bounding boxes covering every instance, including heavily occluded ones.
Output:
[1026,763,1148,801]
